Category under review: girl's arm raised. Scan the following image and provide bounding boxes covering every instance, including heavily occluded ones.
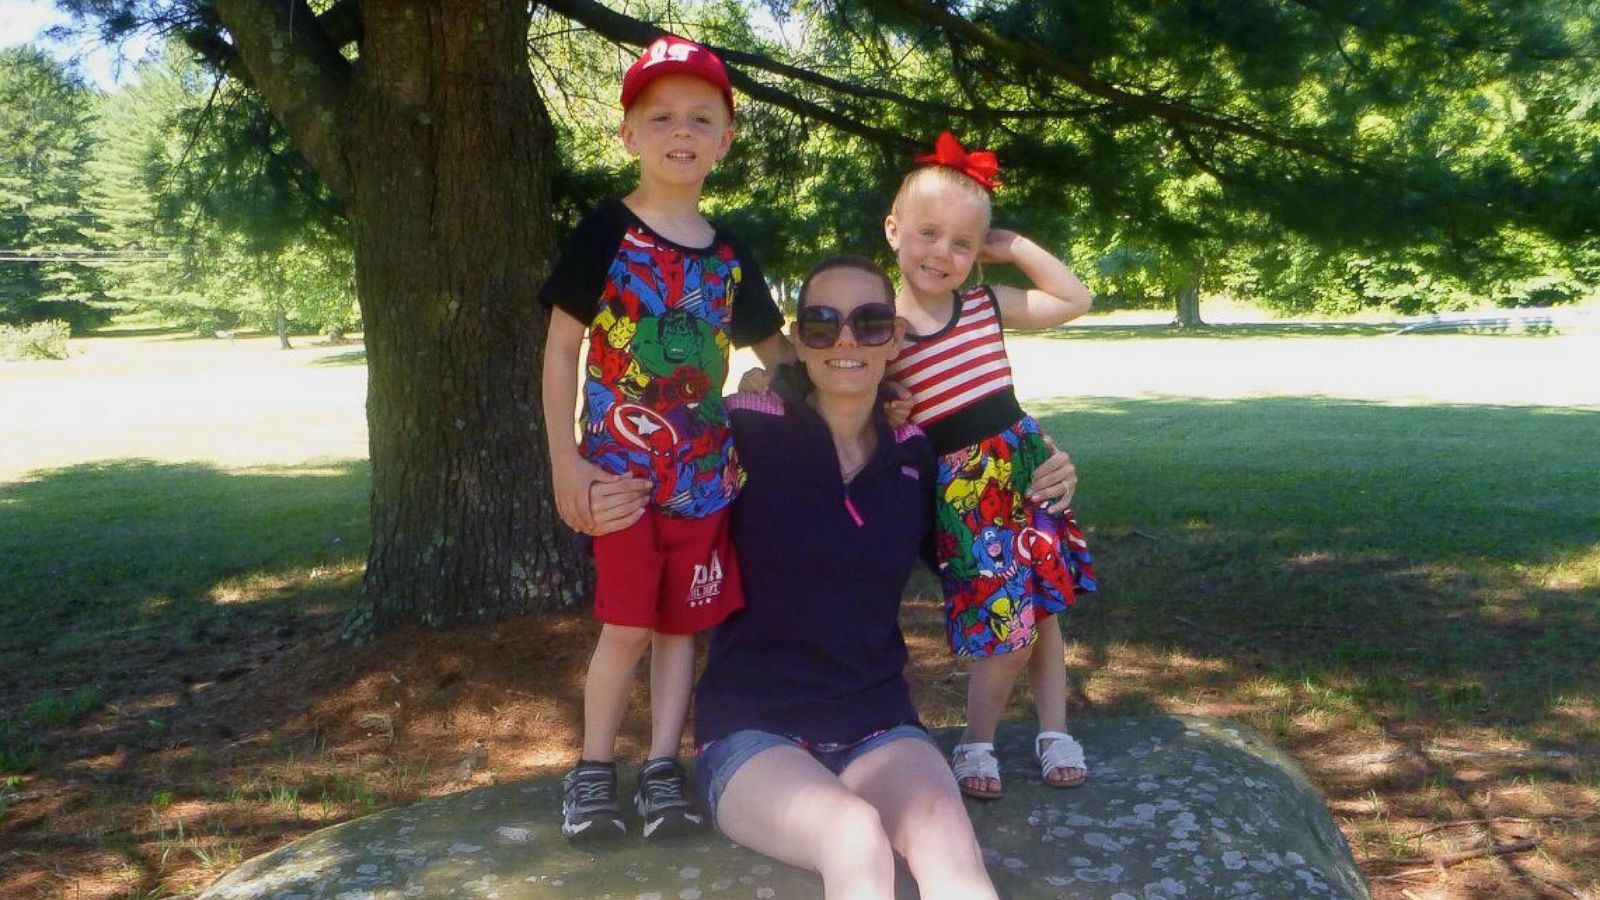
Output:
[981,230,1093,330]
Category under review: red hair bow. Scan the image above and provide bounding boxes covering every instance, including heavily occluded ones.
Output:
[915,130,1000,193]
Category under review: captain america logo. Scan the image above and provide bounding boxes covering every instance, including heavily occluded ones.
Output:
[1013,527,1051,566]
[608,402,680,456]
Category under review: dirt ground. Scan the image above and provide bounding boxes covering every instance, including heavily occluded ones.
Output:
[3,595,1595,899]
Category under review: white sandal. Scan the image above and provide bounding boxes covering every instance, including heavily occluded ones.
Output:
[950,741,1003,800]
[1035,731,1088,788]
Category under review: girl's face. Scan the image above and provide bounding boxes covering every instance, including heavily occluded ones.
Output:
[793,267,904,402]
[884,186,989,301]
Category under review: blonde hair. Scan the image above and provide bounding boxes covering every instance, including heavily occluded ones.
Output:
[891,165,993,227]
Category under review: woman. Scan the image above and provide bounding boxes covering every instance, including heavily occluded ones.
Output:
[586,255,1080,899]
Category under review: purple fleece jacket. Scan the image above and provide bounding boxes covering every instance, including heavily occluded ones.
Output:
[694,389,938,747]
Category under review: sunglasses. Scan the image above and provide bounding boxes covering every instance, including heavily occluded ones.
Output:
[795,302,897,349]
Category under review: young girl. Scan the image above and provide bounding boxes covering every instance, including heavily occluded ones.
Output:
[884,131,1098,800]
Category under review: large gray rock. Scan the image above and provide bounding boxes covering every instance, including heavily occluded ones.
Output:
[200,716,1367,900]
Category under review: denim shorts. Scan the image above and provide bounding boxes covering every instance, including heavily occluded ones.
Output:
[695,723,935,824]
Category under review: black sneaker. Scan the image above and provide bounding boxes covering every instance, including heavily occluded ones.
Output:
[634,757,705,840]
[561,761,627,843]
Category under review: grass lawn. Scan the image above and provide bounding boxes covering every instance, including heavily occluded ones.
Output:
[1,323,1597,898]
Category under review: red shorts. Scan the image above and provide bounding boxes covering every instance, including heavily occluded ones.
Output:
[591,507,744,634]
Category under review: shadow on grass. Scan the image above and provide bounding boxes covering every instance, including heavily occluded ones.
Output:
[1025,322,1396,341]
[80,325,192,339]
[311,348,367,367]
[1019,396,1600,819]
[0,458,371,718]
[1020,321,1577,341]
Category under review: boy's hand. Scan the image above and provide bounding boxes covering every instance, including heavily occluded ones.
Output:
[552,454,613,534]
[738,367,771,394]
[882,381,914,430]
[979,229,1025,265]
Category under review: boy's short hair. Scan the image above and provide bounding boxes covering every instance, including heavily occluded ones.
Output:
[621,35,735,118]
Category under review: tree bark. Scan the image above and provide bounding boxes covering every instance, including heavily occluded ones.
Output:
[1172,256,1205,328]
[340,0,586,635]
[275,302,291,350]
[214,0,590,638]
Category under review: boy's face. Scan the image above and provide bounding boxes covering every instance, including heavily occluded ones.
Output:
[621,74,734,188]
[884,186,989,300]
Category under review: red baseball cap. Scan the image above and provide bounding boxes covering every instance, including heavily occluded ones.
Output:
[621,36,735,118]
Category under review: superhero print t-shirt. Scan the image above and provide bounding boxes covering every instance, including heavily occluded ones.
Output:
[539,201,783,518]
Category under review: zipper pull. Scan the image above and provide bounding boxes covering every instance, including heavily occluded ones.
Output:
[844,493,865,528]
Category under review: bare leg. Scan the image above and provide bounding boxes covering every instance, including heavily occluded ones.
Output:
[647,632,695,760]
[958,647,1031,796]
[580,623,653,762]
[1030,616,1067,735]
[1028,617,1085,786]
[841,737,999,900]
[715,745,898,900]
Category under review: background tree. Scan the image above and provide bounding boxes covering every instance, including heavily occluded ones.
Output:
[0,46,111,331]
[89,46,357,342]
[50,0,1599,636]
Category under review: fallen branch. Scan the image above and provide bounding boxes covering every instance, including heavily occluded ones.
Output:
[1407,816,1534,839]
[1371,869,1440,883]
[1373,836,1540,874]
[1525,873,1587,900]
[1435,836,1539,868]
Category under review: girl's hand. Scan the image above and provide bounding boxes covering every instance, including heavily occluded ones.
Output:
[1028,435,1078,514]
[979,229,1025,265]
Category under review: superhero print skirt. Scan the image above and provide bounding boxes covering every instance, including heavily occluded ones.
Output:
[934,415,1097,658]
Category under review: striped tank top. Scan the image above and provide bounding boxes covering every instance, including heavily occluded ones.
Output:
[888,285,1025,455]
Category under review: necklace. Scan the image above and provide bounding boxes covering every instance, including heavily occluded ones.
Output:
[836,434,877,483]
[840,454,870,483]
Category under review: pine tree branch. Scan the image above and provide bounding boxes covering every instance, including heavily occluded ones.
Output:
[877,0,1365,171]
[1171,125,1242,187]
[212,0,353,200]
[183,26,250,83]
[539,0,1097,126]
[540,0,915,149]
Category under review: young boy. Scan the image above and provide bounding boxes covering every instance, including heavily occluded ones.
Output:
[538,35,791,843]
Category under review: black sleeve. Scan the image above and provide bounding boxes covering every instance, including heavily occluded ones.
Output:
[538,203,629,324]
[726,235,785,348]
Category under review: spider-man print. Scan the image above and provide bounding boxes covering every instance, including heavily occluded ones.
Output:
[577,227,746,518]
[934,417,1097,657]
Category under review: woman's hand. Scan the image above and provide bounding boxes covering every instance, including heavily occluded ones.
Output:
[881,382,914,429]
[586,476,651,536]
[552,454,609,533]
[1028,435,1078,514]
[738,367,772,394]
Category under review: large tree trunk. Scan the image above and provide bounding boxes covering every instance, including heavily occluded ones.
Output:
[1172,256,1205,328]
[337,1,587,635]
[215,0,591,639]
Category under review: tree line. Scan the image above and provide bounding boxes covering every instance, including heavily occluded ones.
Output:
[0,44,355,341]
